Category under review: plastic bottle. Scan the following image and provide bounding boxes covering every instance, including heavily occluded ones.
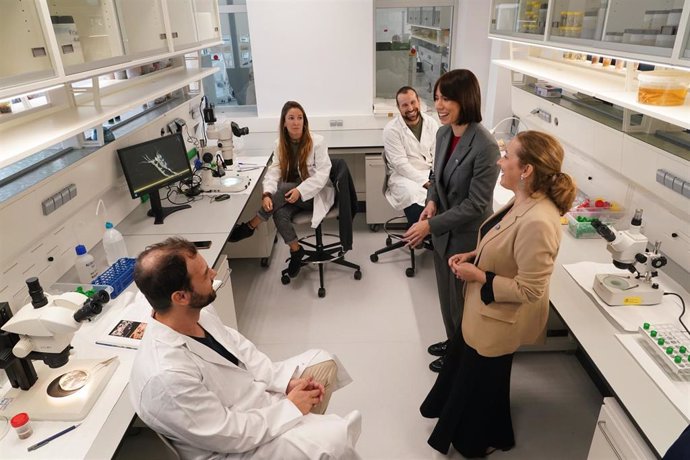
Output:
[103,222,128,266]
[75,245,99,283]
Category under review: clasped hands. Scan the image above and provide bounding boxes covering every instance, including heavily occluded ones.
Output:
[403,201,436,247]
[449,251,485,284]
[286,376,325,415]
[262,188,301,212]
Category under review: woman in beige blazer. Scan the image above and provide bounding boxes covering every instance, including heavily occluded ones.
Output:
[420,131,577,457]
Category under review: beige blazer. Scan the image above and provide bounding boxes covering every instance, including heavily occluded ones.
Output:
[462,194,562,357]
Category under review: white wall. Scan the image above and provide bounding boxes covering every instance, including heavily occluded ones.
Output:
[247,0,373,118]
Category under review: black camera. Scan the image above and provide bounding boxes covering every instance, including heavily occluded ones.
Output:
[231,121,249,137]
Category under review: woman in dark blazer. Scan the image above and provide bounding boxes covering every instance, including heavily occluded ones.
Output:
[420,131,577,457]
[404,69,500,372]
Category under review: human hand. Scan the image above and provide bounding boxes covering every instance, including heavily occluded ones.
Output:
[287,378,324,415]
[403,220,430,248]
[262,196,273,212]
[419,201,436,221]
[286,377,324,396]
[448,251,476,268]
[285,188,301,204]
[450,261,486,284]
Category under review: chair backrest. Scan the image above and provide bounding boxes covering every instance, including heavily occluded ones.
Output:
[381,149,390,195]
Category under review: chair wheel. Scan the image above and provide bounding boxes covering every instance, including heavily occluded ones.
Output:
[354,270,362,280]
[405,267,415,278]
[385,237,392,246]
[318,287,326,298]
[281,274,290,285]
[260,257,270,268]
[370,254,378,263]
[369,224,380,232]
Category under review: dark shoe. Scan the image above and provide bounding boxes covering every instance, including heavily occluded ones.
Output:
[429,356,445,373]
[229,222,255,242]
[427,340,448,357]
[287,246,305,278]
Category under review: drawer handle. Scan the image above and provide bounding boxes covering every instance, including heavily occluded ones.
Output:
[596,420,623,460]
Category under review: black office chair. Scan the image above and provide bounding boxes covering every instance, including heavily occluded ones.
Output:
[368,150,432,277]
[280,159,362,298]
[369,217,432,278]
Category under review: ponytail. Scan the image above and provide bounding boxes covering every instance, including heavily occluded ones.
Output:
[548,172,577,216]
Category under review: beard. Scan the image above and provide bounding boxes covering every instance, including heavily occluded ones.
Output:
[189,289,217,310]
[402,109,420,124]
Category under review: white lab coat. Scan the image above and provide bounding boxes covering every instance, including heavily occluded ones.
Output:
[262,134,334,228]
[382,112,439,210]
[129,304,359,460]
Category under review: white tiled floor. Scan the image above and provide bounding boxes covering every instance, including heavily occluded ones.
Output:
[117,215,603,459]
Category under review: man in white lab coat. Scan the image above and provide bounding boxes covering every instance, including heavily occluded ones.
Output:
[382,86,440,225]
[128,237,361,459]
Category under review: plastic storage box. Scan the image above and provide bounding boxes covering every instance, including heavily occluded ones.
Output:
[566,207,625,239]
[49,283,114,298]
[637,70,690,106]
[91,258,136,298]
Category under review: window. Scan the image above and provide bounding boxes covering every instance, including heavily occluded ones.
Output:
[375,2,453,108]
[202,1,255,108]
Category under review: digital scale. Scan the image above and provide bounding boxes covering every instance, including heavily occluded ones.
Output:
[593,273,664,306]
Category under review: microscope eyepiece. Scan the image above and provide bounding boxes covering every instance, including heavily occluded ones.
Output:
[25,277,48,308]
[591,219,617,242]
[231,121,249,137]
[73,289,109,322]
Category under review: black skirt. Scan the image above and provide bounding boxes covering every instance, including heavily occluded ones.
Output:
[420,328,515,457]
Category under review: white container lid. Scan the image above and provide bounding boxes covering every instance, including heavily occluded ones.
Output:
[637,70,690,85]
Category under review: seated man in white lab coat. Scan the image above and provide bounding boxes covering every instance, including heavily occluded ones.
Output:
[128,237,361,459]
[382,86,440,225]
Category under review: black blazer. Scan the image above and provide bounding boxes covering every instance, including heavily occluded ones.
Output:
[330,158,357,251]
[427,122,500,256]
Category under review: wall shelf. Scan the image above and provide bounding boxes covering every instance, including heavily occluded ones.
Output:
[0,67,217,169]
[494,57,690,130]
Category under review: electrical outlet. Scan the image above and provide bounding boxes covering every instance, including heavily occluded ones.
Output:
[329,119,344,128]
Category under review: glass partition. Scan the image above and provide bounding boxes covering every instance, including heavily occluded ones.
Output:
[0,1,56,90]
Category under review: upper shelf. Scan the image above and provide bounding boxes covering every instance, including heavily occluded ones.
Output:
[0,67,217,169]
[493,57,690,130]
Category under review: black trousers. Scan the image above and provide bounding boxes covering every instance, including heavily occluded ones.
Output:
[420,327,515,457]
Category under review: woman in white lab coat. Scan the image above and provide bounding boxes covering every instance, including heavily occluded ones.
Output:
[229,101,334,278]
[383,109,438,221]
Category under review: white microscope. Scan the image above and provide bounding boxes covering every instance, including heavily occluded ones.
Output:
[0,277,118,420]
[591,209,667,306]
[199,100,251,193]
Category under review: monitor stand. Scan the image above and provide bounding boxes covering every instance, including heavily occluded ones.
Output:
[147,190,191,225]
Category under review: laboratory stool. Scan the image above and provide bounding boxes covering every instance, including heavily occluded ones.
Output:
[369,216,432,278]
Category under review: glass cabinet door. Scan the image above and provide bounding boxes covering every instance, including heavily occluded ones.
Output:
[599,0,682,58]
[683,16,690,60]
[549,0,608,42]
[0,1,56,90]
[490,0,549,37]
[193,0,221,43]
[167,0,199,50]
[114,0,168,59]
[48,0,125,74]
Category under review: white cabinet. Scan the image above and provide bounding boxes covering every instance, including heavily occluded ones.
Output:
[490,0,690,67]
[588,398,656,459]
[365,154,399,225]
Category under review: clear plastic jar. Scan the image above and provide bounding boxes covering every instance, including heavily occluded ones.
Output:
[605,32,623,43]
[637,70,690,106]
[655,34,675,48]
[623,29,647,45]
[667,9,682,27]
[10,413,33,440]
[642,30,659,46]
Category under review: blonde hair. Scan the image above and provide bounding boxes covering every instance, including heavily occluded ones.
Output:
[515,131,577,215]
[278,101,312,181]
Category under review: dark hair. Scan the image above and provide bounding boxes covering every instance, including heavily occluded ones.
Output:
[278,101,312,181]
[514,131,577,216]
[433,69,482,125]
[134,237,198,312]
[395,86,419,106]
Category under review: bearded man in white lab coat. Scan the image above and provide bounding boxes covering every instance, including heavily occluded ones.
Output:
[129,237,361,459]
[383,86,440,225]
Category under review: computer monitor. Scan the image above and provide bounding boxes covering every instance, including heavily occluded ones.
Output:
[117,132,193,225]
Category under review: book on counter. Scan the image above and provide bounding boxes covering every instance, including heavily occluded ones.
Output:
[96,292,153,350]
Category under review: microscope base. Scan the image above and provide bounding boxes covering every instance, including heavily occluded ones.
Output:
[593,274,664,306]
[0,358,118,421]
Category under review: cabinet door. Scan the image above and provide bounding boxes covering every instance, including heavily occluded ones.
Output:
[490,0,548,37]
[193,0,221,43]
[0,1,55,89]
[48,0,125,74]
[114,0,168,58]
[167,0,199,50]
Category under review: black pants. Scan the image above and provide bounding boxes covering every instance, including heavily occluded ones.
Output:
[420,327,515,457]
[403,203,424,227]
